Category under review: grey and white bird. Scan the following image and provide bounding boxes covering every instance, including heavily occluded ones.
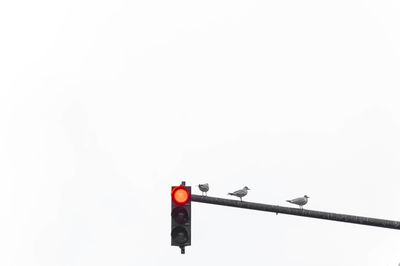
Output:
[286,195,309,209]
[198,183,209,196]
[228,186,250,201]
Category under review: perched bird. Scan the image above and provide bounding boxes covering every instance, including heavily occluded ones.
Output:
[286,195,309,209]
[198,183,209,196]
[228,186,250,201]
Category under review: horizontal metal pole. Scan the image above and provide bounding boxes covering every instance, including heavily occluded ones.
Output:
[191,194,400,230]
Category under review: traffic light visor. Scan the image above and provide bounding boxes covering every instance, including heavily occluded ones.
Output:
[172,187,189,204]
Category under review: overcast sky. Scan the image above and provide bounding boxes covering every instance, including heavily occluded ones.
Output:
[1,0,400,265]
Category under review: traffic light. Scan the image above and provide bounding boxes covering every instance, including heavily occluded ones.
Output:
[171,182,191,254]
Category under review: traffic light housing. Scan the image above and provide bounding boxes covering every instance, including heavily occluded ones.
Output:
[171,183,191,254]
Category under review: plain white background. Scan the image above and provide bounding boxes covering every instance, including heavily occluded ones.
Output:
[1,0,400,265]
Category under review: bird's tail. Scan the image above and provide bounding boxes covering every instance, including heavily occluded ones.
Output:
[228,193,234,196]
[286,200,292,203]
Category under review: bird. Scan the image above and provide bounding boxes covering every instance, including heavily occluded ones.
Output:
[228,186,250,201]
[198,183,209,196]
[286,195,309,209]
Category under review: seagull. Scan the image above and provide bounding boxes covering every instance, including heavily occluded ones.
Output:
[228,186,250,201]
[198,183,209,196]
[286,195,309,209]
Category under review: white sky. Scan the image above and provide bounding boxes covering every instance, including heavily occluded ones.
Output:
[1,0,400,265]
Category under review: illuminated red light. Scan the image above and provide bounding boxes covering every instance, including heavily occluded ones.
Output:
[172,187,190,204]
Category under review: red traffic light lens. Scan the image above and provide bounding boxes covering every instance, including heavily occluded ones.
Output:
[172,187,190,204]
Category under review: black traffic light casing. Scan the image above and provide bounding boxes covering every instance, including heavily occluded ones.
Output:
[171,184,191,253]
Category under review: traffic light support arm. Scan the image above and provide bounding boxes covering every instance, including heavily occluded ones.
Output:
[191,194,400,230]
